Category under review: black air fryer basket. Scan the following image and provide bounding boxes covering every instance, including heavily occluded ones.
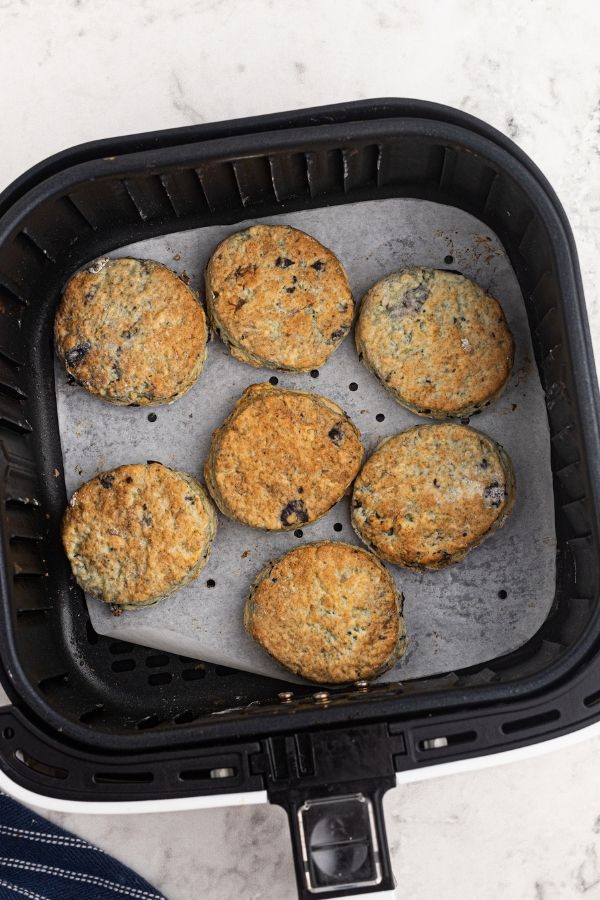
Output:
[0,99,599,898]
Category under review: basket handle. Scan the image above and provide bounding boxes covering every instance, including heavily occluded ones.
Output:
[273,786,395,898]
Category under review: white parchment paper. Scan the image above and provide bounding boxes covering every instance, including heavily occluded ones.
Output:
[55,199,556,685]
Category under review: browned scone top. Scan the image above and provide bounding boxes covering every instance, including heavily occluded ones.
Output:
[62,463,217,609]
[352,424,516,569]
[205,224,354,371]
[55,257,208,405]
[355,267,514,418]
[244,541,407,683]
[204,384,364,530]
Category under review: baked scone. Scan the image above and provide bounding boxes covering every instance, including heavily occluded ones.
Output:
[205,384,363,530]
[355,267,514,418]
[352,424,515,569]
[62,462,217,609]
[205,224,354,371]
[55,257,208,405]
[245,541,407,683]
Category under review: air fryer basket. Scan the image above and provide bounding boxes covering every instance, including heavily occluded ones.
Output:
[0,100,599,898]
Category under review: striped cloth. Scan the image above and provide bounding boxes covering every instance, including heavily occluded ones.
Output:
[0,793,165,900]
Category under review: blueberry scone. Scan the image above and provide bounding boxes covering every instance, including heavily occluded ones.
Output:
[351,423,516,569]
[205,224,354,371]
[355,267,514,418]
[62,462,217,609]
[245,541,407,683]
[55,257,208,405]
[205,384,363,530]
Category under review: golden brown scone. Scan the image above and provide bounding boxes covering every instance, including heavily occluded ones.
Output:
[355,267,514,418]
[244,541,407,683]
[205,384,363,530]
[55,257,208,405]
[205,224,354,371]
[352,424,515,569]
[62,462,217,609]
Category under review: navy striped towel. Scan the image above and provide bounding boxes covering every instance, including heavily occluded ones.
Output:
[0,792,165,899]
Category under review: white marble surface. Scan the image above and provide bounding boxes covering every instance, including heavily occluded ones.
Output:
[1,0,600,898]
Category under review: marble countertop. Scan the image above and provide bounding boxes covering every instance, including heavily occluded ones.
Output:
[1,0,599,897]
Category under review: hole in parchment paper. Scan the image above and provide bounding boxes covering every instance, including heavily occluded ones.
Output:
[460,417,470,425]
[498,589,508,599]
[206,579,216,588]
[333,523,343,532]
[376,413,385,422]
[349,382,358,391]
[310,369,319,378]
[147,412,157,422]
[269,376,279,385]
[294,529,304,538]
[444,255,454,264]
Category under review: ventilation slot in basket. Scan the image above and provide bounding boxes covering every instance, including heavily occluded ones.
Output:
[136,714,161,730]
[268,153,310,202]
[38,672,70,693]
[0,380,26,402]
[196,163,241,213]
[79,704,106,724]
[157,170,208,219]
[584,689,600,708]
[148,672,172,686]
[146,654,170,668]
[305,149,344,197]
[15,749,67,780]
[64,193,98,232]
[232,157,275,208]
[68,179,140,230]
[111,659,135,673]
[173,709,196,725]
[20,229,56,264]
[123,175,177,222]
[501,708,560,734]
[12,231,53,272]
[93,771,153,784]
[16,608,51,622]
[341,145,379,193]
[0,275,28,309]
[179,766,236,781]
[418,730,477,751]
[0,405,32,435]
[377,140,445,188]
[181,667,205,681]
